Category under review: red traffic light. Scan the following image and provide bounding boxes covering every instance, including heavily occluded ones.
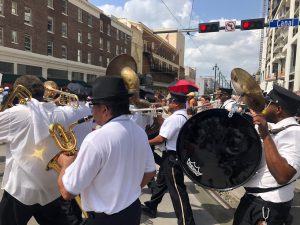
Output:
[198,22,220,33]
[241,18,265,30]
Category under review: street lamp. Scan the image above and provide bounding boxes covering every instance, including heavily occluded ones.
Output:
[212,64,219,92]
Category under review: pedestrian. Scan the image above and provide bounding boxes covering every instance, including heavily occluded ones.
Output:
[233,84,300,225]
[214,87,236,110]
[186,92,197,116]
[142,92,196,225]
[57,76,156,225]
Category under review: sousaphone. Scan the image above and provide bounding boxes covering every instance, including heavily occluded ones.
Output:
[106,54,150,108]
[176,68,265,191]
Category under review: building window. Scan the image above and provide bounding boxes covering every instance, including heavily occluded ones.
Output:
[88,14,92,27]
[125,35,128,44]
[116,45,119,55]
[78,30,82,43]
[99,55,102,66]
[62,0,68,14]
[116,30,119,40]
[88,53,92,64]
[106,58,110,67]
[72,72,84,80]
[100,20,103,32]
[24,7,32,25]
[48,0,53,8]
[88,33,92,46]
[62,22,67,37]
[48,17,54,32]
[99,37,103,49]
[107,41,110,52]
[78,8,82,22]
[0,0,3,16]
[11,1,17,15]
[107,24,111,35]
[62,45,67,59]
[47,41,53,56]
[24,34,31,51]
[11,31,18,43]
[0,27,3,46]
[77,49,81,62]
[124,48,127,54]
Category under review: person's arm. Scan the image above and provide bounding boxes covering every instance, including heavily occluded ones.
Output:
[252,112,296,184]
[57,154,77,200]
[140,171,156,188]
[149,134,165,146]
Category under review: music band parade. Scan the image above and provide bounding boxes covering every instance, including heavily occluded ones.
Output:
[0,54,300,225]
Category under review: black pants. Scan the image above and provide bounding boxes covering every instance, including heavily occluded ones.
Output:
[0,191,82,225]
[86,199,141,225]
[144,151,195,225]
[233,193,292,225]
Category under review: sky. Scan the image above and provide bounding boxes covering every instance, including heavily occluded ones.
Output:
[90,0,263,81]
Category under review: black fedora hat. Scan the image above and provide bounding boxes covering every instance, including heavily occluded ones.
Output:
[90,76,132,103]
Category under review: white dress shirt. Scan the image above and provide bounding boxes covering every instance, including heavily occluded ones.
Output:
[245,117,300,202]
[220,99,236,111]
[62,115,156,214]
[0,99,69,205]
[159,109,188,151]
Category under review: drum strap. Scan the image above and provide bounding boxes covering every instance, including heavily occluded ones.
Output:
[269,124,299,135]
[244,180,296,193]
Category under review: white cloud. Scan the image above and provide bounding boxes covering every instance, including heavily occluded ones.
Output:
[98,0,260,80]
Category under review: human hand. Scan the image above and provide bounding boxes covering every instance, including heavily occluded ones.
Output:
[250,109,269,139]
[57,152,76,168]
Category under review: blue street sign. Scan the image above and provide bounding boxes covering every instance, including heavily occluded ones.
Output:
[269,18,299,28]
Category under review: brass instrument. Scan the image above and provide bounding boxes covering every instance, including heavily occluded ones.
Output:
[231,68,265,113]
[44,81,79,108]
[47,115,93,218]
[130,106,169,117]
[0,85,32,112]
[106,54,151,108]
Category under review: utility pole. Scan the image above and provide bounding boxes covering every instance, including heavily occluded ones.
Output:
[212,64,219,92]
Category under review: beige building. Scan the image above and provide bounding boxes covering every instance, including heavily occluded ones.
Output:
[184,66,196,82]
[118,19,185,93]
[260,0,300,92]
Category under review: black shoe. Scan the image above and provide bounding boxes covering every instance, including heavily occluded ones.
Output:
[141,204,157,218]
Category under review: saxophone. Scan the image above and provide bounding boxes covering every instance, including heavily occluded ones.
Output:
[47,115,93,218]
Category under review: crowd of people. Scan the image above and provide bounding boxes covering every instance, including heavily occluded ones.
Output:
[0,73,300,225]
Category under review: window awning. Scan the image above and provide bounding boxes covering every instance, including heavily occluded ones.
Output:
[47,78,70,87]
[1,74,46,84]
[71,80,92,88]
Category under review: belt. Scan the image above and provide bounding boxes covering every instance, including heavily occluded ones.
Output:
[87,211,107,219]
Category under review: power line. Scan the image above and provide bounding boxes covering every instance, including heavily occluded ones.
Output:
[159,0,184,28]
[188,0,195,28]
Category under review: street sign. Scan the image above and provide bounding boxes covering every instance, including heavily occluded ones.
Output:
[225,21,236,32]
[269,18,299,28]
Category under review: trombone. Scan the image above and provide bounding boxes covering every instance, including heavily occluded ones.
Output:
[44,81,79,108]
[130,106,169,117]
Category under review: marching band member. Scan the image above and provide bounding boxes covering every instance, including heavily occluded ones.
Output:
[142,92,196,225]
[0,75,82,225]
[214,87,236,110]
[234,85,300,225]
[57,76,156,225]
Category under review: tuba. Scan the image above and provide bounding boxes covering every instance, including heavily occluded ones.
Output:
[44,81,79,108]
[47,115,93,218]
[106,54,151,108]
[0,85,32,112]
[176,68,265,191]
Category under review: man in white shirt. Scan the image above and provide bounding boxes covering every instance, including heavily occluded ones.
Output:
[57,76,156,225]
[214,87,236,111]
[233,84,300,225]
[142,92,196,225]
[0,75,82,225]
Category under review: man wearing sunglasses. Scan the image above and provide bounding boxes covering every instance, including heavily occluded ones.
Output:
[56,76,156,225]
[233,84,300,225]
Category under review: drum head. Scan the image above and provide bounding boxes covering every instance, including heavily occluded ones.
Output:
[177,109,262,191]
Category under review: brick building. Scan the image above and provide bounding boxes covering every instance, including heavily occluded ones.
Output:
[0,0,131,87]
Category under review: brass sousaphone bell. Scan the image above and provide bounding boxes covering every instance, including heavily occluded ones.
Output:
[106,54,151,108]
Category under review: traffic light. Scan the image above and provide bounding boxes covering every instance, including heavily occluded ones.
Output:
[198,22,220,33]
[241,18,265,30]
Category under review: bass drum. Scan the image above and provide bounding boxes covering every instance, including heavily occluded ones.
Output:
[177,109,262,191]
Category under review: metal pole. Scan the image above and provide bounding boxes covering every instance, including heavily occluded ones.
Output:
[212,64,219,92]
